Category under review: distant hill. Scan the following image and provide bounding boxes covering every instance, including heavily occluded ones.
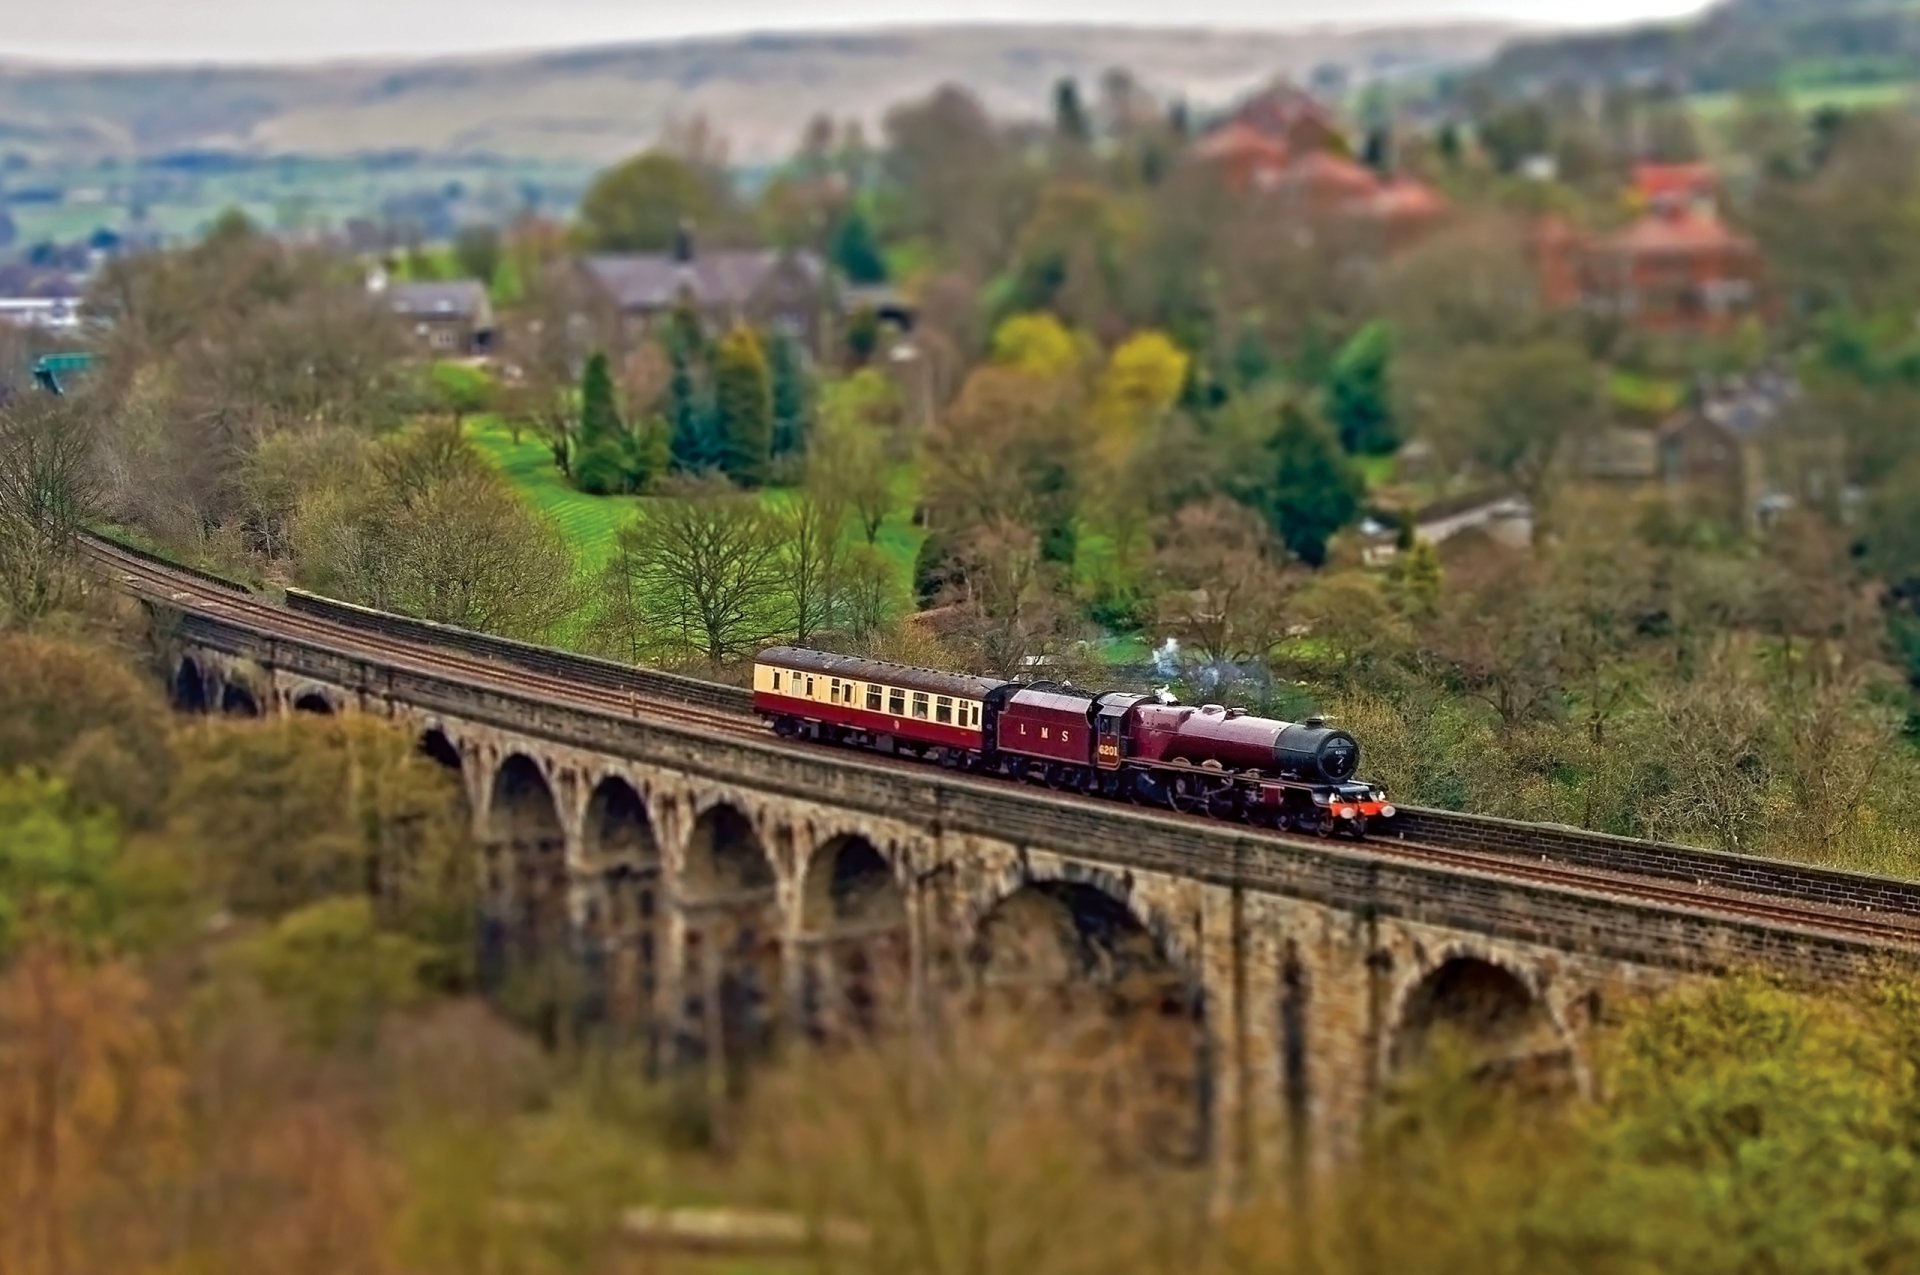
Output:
[0,23,1525,168]
[1481,0,1920,97]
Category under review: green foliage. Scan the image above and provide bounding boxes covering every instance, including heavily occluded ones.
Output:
[576,351,621,449]
[429,360,494,422]
[768,331,813,455]
[845,305,881,366]
[572,439,630,496]
[1323,321,1397,456]
[828,206,888,285]
[575,150,726,253]
[232,896,437,1049]
[713,327,774,487]
[0,771,124,958]
[166,715,476,967]
[0,634,174,828]
[1241,401,1363,568]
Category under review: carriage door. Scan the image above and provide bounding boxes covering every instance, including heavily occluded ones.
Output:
[1096,709,1125,770]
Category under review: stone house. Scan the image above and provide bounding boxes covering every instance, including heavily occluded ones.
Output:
[579,232,836,361]
[383,279,495,357]
[1659,372,1839,531]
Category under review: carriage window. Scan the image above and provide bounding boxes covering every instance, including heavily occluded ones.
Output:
[889,688,905,716]
[830,678,841,702]
[936,696,953,724]
[972,704,981,727]
[867,685,882,712]
[806,676,816,698]
[912,692,929,719]
[772,671,782,692]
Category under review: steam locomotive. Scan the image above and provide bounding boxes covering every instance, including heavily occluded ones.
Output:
[752,647,1393,837]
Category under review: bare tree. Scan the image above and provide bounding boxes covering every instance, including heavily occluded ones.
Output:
[591,475,786,666]
[0,395,99,625]
[1150,498,1299,667]
[779,482,847,647]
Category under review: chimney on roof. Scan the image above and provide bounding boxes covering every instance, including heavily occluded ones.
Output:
[673,218,696,264]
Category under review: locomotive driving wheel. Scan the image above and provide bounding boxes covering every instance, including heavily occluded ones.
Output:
[1168,760,1204,814]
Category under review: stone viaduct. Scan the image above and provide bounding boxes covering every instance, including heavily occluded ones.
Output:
[150,594,1906,1189]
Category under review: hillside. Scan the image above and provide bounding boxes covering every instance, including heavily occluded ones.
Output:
[1481,0,1920,97]
[0,22,1524,167]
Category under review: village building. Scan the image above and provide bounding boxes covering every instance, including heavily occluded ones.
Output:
[381,279,495,358]
[578,227,837,359]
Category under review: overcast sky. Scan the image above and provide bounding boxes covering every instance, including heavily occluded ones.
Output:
[5,0,1716,64]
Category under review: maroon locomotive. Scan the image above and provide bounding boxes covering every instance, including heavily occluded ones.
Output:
[753,648,1393,837]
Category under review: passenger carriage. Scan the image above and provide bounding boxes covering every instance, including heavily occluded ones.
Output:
[752,647,1005,763]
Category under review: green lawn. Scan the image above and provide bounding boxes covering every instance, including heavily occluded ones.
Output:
[467,416,643,575]
[467,415,926,613]
[1692,79,1918,122]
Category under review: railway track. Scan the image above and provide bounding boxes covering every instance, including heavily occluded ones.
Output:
[88,534,1920,952]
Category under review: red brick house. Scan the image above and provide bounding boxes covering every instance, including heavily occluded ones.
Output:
[1582,206,1763,334]
[1227,81,1348,155]
[1190,122,1290,193]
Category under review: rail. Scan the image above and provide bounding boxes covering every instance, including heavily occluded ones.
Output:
[282,588,752,715]
[167,605,1901,977]
[89,526,1920,928]
[80,529,253,596]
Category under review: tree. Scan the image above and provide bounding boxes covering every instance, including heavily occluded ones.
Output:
[429,360,494,428]
[167,715,477,969]
[768,331,813,456]
[989,312,1082,379]
[811,371,902,546]
[0,949,184,1275]
[1151,499,1298,666]
[452,223,503,283]
[1094,330,1188,447]
[230,897,438,1049]
[0,635,174,828]
[713,327,774,487]
[577,351,622,449]
[1240,401,1362,568]
[778,484,847,646]
[0,394,98,625]
[1054,77,1092,145]
[1324,321,1397,456]
[666,302,717,472]
[576,151,730,253]
[591,475,786,665]
[0,773,128,958]
[1422,339,1600,531]
[828,207,888,285]
[292,428,580,642]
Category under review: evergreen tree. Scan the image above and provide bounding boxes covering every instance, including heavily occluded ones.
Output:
[845,306,881,367]
[1324,321,1397,456]
[578,351,621,448]
[714,327,774,487]
[767,333,813,456]
[1245,401,1362,568]
[667,340,714,473]
[828,208,888,285]
[1054,77,1092,145]
[1362,126,1392,175]
[1231,322,1278,391]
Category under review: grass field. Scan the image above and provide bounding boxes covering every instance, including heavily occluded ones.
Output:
[467,415,926,614]
[1692,79,1919,122]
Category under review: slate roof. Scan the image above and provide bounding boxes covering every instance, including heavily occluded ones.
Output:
[583,249,826,311]
[386,279,489,319]
[1661,371,1800,444]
